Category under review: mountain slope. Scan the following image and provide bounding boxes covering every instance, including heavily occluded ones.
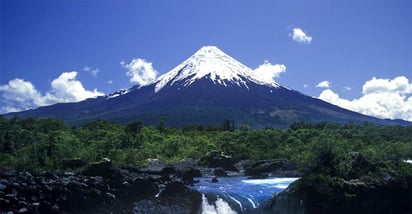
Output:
[5,46,411,128]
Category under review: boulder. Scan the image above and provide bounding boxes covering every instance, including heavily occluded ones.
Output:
[180,169,202,185]
[174,159,200,172]
[211,177,219,183]
[234,160,254,172]
[199,151,237,171]
[171,160,202,185]
[62,158,87,169]
[250,187,305,214]
[159,182,187,197]
[39,172,59,180]
[82,158,121,180]
[126,177,159,197]
[132,181,202,214]
[272,169,302,177]
[245,159,297,176]
[213,168,228,177]
[123,166,143,174]
[145,159,170,175]
[0,183,8,191]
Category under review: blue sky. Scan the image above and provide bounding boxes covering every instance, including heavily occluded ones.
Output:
[1,0,411,121]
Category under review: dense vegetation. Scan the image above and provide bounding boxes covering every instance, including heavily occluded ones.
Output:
[1,116,412,172]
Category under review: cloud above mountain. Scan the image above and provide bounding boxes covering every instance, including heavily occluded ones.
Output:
[121,58,158,86]
[253,60,286,82]
[0,71,103,113]
[44,72,104,103]
[318,76,412,121]
[289,28,312,44]
[316,80,331,88]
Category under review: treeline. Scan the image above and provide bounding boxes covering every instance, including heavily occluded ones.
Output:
[1,116,412,172]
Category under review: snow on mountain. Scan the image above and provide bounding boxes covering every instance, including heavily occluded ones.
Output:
[154,46,281,93]
[106,88,132,99]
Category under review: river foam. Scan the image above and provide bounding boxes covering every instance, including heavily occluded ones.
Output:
[201,194,237,214]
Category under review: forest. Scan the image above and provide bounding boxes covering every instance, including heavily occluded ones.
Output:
[1,116,412,172]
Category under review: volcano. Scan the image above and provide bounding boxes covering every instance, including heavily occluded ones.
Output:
[5,46,410,128]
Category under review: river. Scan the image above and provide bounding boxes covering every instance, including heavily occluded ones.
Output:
[189,176,299,214]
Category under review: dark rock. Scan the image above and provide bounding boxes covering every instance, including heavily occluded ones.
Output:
[104,192,116,204]
[0,183,7,191]
[18,200,28,207]
[160,166,176,176]
[38,201,54,213]
[132,181,202,214]
[181,169,202,185]
[51,203,59,212]
[245,159,297,176]
[18,207,29,213]
[250,187,305,214]
[213,168,228,177]
[235,160,254,172]
[174,159,200,172]
[166,160,202,185]
[159,182,188,197]
[63,171,76,176]
[272,170,302,178]
[62,158,87,169]
[4,193,18,203]
[24,172,33,178]
[82,158,121,180]
[145,159,169,174]
[211,177,219,183]
[122,181,130,187]
[127,177,159,197]
[40,172,59,180]
[199,151,238,171]
[123,166,143,174]
[13,182,21,190]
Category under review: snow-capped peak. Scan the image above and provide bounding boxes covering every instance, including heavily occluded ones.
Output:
[154,46,280,92]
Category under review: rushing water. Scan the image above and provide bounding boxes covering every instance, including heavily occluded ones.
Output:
[190,177,299,214]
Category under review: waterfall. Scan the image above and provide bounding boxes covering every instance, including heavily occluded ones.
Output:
[191,176,299,214]
[201,194,237,214]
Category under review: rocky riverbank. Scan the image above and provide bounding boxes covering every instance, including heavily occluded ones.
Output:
[0,153,299,213]
[252,153,412,214]
[6,151,409,214]
[0,158,203,213]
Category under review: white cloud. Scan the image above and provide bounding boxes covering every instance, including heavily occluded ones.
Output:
[343,86,351,91]
[362,76,412,94]
[121,58,158,86]
[318,89,353,110]
[289,28,312,44]
[83,65,100,77]
[318,76,412,121]
[107,80,113,84]
[303,84,309,88]
[0,79,43,111]
[253,60,286,82]
[43,71,104,104]
[0,71,104,114]
[316,80,331,88]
